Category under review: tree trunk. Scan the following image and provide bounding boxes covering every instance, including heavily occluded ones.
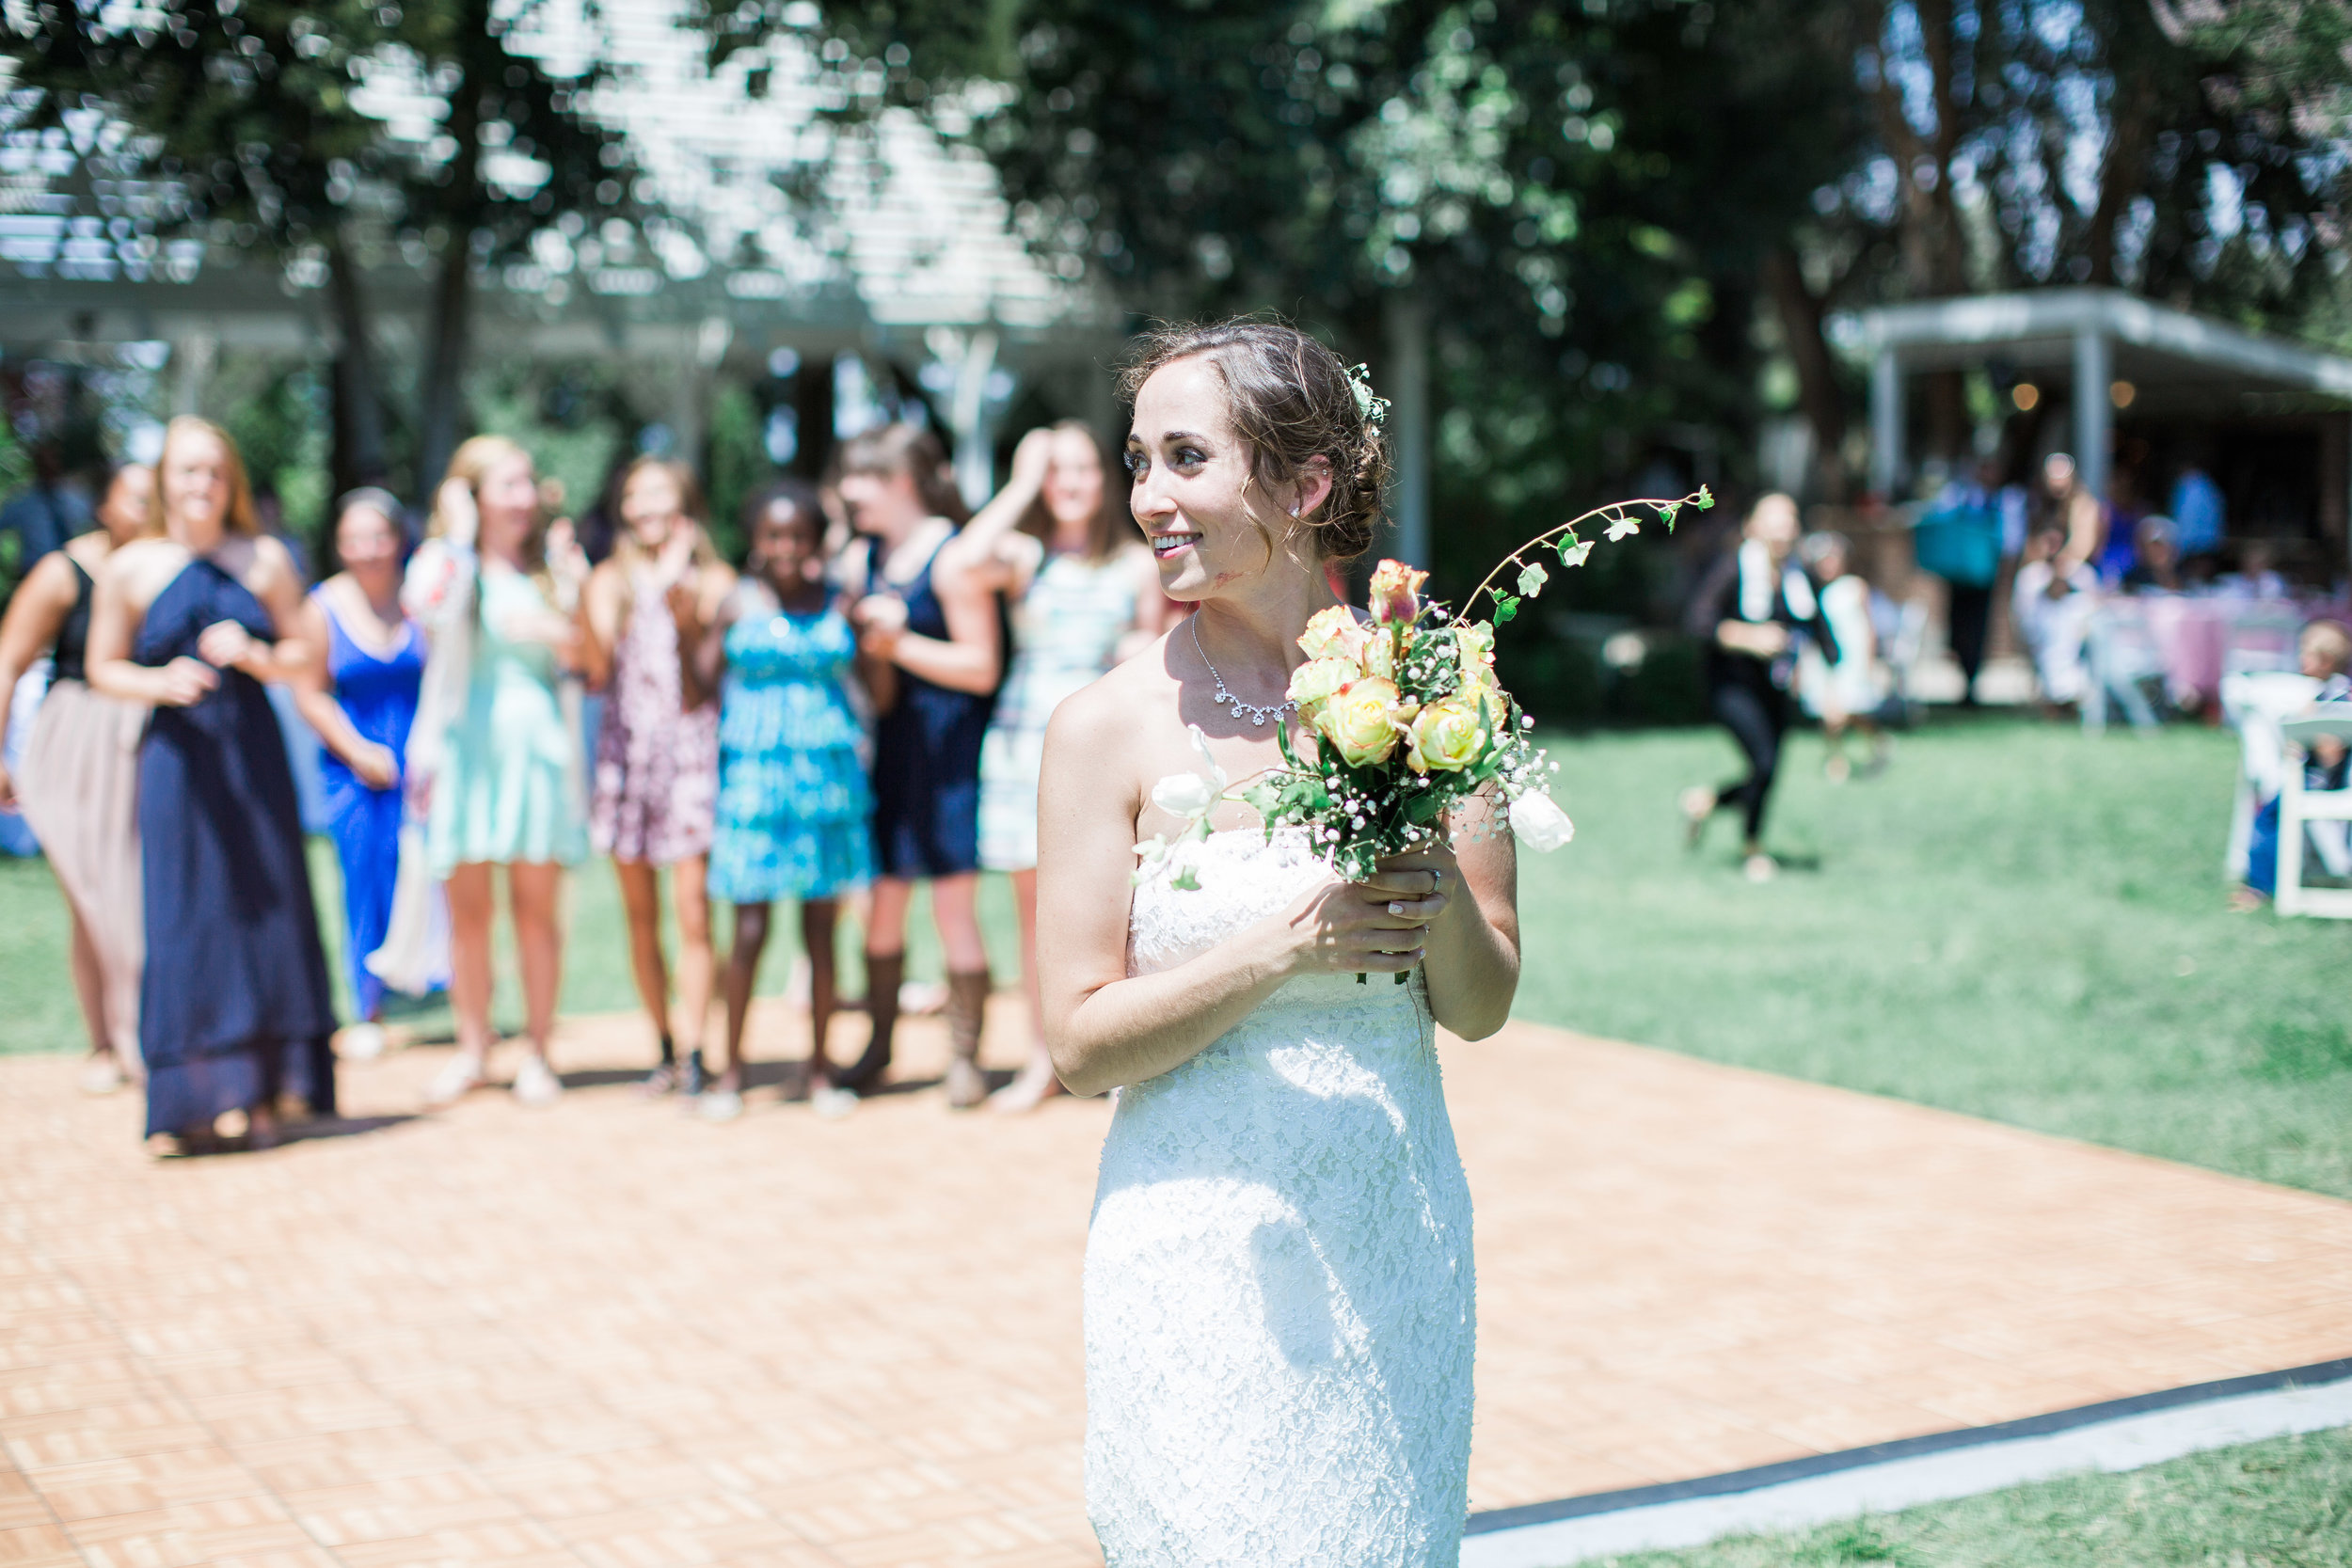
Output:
[2086,80,2153,286]
[326,229,387,500]
[790,352,834,482]
[417,67,482,493]
[1762,245,1847,499]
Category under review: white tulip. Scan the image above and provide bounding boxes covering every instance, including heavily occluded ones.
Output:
[1508,789,1576,851]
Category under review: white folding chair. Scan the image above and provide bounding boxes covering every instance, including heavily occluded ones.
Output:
[2218,671,2320,882]
[2276,709,2352,919]
[2082,601,2164,733]
[2221,607,2305,677]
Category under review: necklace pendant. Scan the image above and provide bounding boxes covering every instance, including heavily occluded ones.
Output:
[1252,711,1267,726]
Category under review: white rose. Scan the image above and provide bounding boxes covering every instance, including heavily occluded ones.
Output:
[1508,789,1575,851]
[1152,771,1219,817]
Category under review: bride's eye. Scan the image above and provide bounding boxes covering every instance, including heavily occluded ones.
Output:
[1172,445,1206,470]
[1122,451,1149,478]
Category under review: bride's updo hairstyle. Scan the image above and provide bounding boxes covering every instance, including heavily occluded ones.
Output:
[1118,319,1389,562]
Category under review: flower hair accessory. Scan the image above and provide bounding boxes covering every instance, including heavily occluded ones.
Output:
[1345,363,1391,433]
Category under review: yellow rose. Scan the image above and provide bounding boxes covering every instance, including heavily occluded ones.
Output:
[1406,698,1487,774]
[1362,627,1398,681]
[1368,559,1430,624]
[1286,657,1359,719]
[1455,622,1496,684]
[1313,676,1416,768]
[1298,605,1370,666]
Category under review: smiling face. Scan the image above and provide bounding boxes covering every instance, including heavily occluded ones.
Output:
[160,429,234,548]
[1127,355,1335,603]
[338,503,402,588]
[473,451,541,560]
[98,465,154,546]
[836,466,928,540]
[750,498,821,594]
[1042,426,1105,537]
[619,465,684,549]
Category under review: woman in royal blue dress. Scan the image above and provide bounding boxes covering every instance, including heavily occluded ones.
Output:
[293,489,430,1055]
[87,418,337,1153]
[684,482,875,1120]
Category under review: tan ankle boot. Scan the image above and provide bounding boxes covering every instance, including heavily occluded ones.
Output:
[944,969,992,1109]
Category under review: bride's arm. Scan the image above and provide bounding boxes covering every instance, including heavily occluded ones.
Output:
[1370,799,1520,1041]
[1037,687,1443,1098]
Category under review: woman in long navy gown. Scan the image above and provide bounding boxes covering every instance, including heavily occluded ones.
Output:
[88,417,337,1151]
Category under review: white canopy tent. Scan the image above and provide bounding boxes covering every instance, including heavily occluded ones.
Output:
[1837,287,2352,570]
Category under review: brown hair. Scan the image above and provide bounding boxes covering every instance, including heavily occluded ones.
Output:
[157,416,260,536]
[834,422,970,525]
[611,455,723,578]
[432,435,553,594]
[1017,420,1134,563]
[1116,319,1388,562]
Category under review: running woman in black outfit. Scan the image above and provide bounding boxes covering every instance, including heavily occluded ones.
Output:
[1678,493,1832,882]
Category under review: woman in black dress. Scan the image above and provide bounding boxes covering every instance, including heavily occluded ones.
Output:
[837,424,1004,1106]
[87,417,337,1153]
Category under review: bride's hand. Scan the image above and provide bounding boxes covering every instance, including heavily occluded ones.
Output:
[1278,871,1447,977]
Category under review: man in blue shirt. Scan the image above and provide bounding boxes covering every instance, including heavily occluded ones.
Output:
[2169,462,2225,562]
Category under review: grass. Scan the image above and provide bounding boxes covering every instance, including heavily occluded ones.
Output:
[1581,1425,2352,1567]
[7,715,2349,1199]
[1518,715,2352,1201]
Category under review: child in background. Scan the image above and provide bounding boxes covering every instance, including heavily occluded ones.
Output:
[688,482,875,1119]
[2234,620,2352,911]
[1796,531,1893,782]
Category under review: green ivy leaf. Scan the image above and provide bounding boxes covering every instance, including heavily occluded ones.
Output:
[1696,484,1715,510]
[1516,560,1549,597]
[1558,536,1594,568]
[1657,499,1681,530]
[1495,594,1519,624]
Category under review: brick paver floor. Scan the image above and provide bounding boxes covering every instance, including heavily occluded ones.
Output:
[4,1003,2350,1567]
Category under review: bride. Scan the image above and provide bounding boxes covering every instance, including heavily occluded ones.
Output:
[1036,321,1521,1566]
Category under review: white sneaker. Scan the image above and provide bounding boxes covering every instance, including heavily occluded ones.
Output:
[696,1089,743,1123]
[424,1056,485,1108]
[77,1054,125,1096]
[338,1022,389,1061]
[810,1085,858,1120]
[1743,852,1778,884]
[512,1056,564,1109]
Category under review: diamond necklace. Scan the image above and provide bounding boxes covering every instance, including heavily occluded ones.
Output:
[1190,616,1296,728]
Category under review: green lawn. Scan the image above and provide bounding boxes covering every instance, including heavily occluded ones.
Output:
[1581,1425,2352,1567]
[1519,716,2352,1201]
[7,716,2349,1199]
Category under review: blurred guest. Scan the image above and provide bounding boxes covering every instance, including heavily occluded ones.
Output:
[292,490,428,1055]
[2122,516,2184,594]
[2169,457,2225,566]
[2039,452,2109,579]
[581,458,735,1097]
[2217,539,2291,602]
[838,424,1002,1106]
[1796,531,1892,783]
[87,419,335,1153]
[0,461,158,1092]
[1679,494,1827,882]
[2235,620,2352,911]
[961,421,1165,1112]
[1920,458,2008,705]
[2011,526,2100,712]
[408,437,591,1110]
[690,483,875,1121]
[0,445,92,573]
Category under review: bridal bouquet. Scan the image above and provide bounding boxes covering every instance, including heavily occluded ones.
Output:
[1137,490,1714,939]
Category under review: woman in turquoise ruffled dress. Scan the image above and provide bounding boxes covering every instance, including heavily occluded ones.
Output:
[405,436,591,1111]
[685,481,874,1119]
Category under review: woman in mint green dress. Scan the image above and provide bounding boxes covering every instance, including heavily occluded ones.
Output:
[686,482,873,1119]
[405,436,590,1112]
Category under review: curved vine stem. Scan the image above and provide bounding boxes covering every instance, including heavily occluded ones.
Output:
[1461,488,1714,618]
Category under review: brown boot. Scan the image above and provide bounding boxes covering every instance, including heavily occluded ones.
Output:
[836,952,901,1095]
[944,968,992,1110]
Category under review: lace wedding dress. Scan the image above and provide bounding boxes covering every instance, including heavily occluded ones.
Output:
[1086,828,1475,1567]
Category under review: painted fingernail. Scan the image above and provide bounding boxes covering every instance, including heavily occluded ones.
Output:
[1388,901,1405,916]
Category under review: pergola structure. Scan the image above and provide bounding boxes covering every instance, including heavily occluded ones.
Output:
[1839,287,2352,570]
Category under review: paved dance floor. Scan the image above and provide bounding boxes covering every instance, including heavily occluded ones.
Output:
[4,1003,2349,1567]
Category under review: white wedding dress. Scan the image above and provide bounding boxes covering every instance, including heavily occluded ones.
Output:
[1086,828,1475,1567]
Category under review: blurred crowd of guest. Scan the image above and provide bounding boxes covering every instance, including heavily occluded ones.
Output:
[0,411,1165,1153]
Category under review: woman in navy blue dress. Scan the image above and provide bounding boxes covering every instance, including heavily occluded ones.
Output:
[837,425,1004,1106]
[87,418,336,1152]
[294,490,429,1051]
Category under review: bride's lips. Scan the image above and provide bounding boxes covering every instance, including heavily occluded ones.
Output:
[1151,531,1201,560]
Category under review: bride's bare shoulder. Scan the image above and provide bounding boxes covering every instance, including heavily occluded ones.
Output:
[1047,631,1178,761]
